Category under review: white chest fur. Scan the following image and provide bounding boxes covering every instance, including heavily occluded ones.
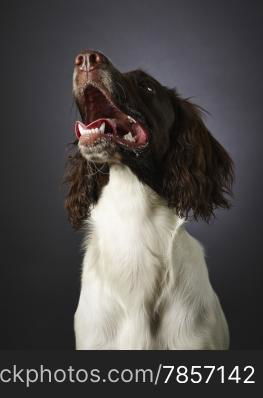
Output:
[74,165,229,350]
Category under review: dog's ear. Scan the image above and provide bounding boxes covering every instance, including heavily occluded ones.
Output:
[64,146,108,229]
[162,93,234,222]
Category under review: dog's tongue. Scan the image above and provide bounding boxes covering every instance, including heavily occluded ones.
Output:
[132,123,147,145]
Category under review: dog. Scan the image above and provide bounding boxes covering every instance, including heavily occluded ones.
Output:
[65,50,233,349]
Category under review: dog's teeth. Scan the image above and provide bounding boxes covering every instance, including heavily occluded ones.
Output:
[100,122,105,133]
[78,123,106,136]
[124,132,135,142]
[128,116,136,124]
[79,125,86,135]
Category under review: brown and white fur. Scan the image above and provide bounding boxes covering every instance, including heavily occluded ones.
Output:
[65,50,233,350]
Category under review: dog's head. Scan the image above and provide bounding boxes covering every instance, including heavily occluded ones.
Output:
[65,50,234,229]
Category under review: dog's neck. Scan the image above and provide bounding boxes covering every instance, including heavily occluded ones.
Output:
[82,165,184,299]
[91,164,183,250]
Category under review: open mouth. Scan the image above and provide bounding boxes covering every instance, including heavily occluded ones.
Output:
[75,85,149,149]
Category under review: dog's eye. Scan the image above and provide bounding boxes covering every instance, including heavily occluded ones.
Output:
[139,81,155,94]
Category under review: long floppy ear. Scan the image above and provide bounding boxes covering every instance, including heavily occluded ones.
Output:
[64,145,109,229]
[162,94,234,222]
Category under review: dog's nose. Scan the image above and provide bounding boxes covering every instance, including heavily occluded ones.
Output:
[74,50,108,72]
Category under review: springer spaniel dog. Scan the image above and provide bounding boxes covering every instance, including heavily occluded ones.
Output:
[65,50,233,350]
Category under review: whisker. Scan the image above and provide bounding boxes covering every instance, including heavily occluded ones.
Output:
[116,81,127,102]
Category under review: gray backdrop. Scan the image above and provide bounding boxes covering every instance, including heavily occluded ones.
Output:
[1,0,262,348]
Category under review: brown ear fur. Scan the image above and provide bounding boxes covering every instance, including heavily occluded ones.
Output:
[64,146,109,229]
[162,96,234,221]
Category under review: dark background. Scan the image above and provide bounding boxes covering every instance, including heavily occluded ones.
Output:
[0,0,262,349]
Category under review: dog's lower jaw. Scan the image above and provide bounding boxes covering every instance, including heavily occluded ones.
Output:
[74,164,229,350]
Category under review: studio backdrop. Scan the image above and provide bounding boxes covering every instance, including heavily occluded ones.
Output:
[1,0,262,349]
